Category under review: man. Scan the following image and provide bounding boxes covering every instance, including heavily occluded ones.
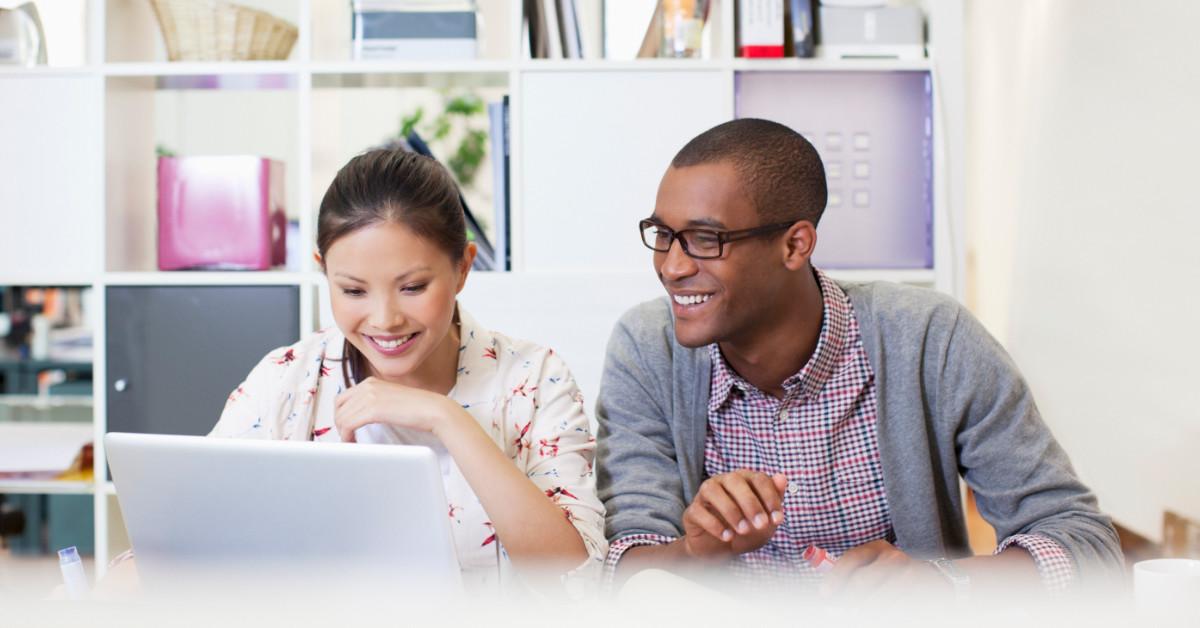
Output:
[596,119,1122,597]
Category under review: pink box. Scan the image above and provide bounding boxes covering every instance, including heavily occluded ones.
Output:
[157,156,287,271]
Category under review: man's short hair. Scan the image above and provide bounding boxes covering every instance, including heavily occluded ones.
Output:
[671,118,827,226]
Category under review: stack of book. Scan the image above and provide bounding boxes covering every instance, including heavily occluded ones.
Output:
[352,0,479,60]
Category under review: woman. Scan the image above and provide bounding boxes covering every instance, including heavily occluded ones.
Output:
[211,149,605,589]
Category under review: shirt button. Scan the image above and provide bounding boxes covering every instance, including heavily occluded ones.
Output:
[778,409,789,421]
[788,484,800,495]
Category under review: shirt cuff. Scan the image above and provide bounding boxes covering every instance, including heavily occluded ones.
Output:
[602,533,677,592]
[995,533,1075,593]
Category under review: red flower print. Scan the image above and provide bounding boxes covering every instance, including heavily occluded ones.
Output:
[275,348,296,365]
[481,521,497,547]
[448,503,462,522]
[513,421,532,456]
[562,507,575,522]
[483,347,498,360]
[511,377,538,398]
[312,426,331,438]
[538,436,560,458]
[319,364,331,377]
[544,486,579,502]
[227,386,245,403]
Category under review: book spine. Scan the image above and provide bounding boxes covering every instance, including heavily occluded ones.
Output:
[738,0,785,58]
[790,0,815,57]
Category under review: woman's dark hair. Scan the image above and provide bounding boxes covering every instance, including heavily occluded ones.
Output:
[317,148,468,262]
[317,149,468,388]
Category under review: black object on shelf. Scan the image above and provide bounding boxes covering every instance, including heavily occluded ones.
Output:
[405,130,498,271]
[105,285,300,438]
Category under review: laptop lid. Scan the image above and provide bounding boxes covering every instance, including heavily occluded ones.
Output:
[104,433,461,595]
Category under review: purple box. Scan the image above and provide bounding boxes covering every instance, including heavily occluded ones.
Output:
[157,156,287,271]
[736,71,934,269]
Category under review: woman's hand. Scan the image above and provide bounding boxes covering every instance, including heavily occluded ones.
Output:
[334,376,461,442]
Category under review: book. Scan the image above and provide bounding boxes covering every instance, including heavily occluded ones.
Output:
[558,0,583,59]
[575,0,603,59]
[789,0,816,57]
[738,0,785,58]
[487,97,511,271]
[542,0,563,58]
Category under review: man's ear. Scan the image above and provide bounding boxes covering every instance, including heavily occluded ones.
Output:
[782,221,817,271]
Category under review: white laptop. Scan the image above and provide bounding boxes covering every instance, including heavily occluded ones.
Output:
[104,433,461,595]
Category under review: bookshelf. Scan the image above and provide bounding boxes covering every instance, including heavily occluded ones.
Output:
[0,0,964,577]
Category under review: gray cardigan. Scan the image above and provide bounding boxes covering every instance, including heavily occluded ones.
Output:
[595,280,1123,581]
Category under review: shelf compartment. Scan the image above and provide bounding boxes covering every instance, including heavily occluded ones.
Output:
[736,70,935,270]
[310,79,509,260]
[104,75,302,273]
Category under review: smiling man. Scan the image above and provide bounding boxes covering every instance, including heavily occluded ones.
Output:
[595,119,1122,598]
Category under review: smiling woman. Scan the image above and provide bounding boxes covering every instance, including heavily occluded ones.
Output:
[206,149,607,591]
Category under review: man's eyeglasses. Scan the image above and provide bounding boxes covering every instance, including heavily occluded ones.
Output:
[638,219,797,260]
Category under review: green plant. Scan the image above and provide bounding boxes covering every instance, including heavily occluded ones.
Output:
[397,92,489,190]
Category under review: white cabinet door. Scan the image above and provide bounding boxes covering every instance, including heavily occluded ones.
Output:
[519,70,731,271]
[0,76,102,280]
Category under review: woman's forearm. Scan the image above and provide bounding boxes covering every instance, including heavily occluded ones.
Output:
[433,401,589,571]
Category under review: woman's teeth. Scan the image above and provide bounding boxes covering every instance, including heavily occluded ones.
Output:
[371,333,416,349]
[673,294,712,306]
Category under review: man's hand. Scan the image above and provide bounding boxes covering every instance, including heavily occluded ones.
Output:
[681,470,788,560]
[822,540,948,598]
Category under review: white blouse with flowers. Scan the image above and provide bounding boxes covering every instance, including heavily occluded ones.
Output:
[209,306,607,587]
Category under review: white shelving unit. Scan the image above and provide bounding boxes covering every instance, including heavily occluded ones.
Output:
[0,0,964,576]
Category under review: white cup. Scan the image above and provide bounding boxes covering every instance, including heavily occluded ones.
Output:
[1133,558,1200,614]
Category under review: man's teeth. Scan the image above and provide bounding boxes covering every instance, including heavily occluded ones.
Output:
[673,294,712,306]
[371,333,416,349]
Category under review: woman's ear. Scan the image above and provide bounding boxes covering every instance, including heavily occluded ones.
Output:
[455,243,477,294]
[313,251,323,269]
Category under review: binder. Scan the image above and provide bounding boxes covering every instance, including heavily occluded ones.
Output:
[487,97,511,270]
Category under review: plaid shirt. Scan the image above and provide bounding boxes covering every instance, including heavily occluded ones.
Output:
[606,270,1074,592]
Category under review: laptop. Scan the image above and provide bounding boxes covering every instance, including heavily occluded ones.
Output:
[104,433,461,596]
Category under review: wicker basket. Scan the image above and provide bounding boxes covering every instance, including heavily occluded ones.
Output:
[148,0,298,61]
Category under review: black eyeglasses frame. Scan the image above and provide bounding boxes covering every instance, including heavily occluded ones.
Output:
[638,218,799,259]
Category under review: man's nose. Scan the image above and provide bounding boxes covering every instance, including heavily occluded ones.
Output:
[657,237,699,282]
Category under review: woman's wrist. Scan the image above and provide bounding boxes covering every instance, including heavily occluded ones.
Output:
[429,396,477,441]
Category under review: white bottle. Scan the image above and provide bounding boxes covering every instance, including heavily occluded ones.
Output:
[58,546,90,600]
[30,313,49,360]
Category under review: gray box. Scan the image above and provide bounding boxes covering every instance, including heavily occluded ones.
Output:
[818,6,924,59]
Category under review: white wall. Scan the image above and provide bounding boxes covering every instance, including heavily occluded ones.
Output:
[967,0,1200,541]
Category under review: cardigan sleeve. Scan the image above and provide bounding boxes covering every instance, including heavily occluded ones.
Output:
[595,301,691,546]
[943,304,1125,584]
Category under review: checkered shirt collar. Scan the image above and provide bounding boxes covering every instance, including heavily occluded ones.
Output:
[708,269,851,410]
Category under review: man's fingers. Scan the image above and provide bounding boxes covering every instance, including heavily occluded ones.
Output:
[742,472,785,526]
[723,474,770,531]
[685,503,733,542]
[698,481,750,536]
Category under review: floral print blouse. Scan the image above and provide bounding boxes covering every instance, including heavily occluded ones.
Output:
[209,306,607,588]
